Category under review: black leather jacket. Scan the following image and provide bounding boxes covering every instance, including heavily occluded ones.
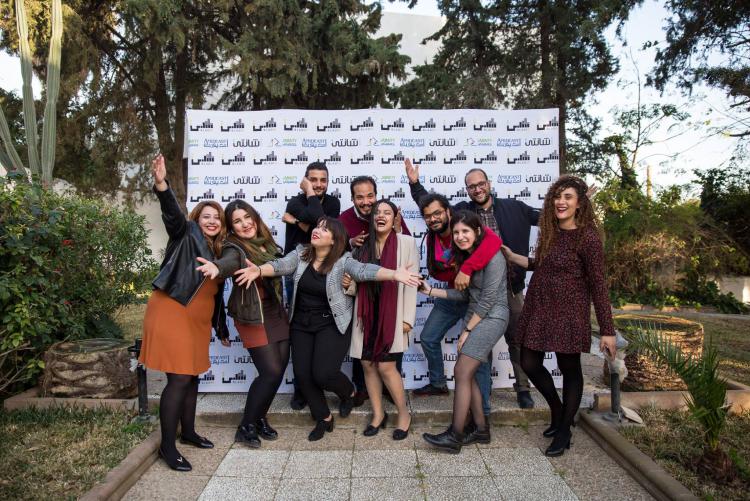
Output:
[151,185,229,339]
[214,242,284,325]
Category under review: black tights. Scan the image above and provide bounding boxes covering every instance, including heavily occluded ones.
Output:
[520,347,583,434]
[241,340,290,427]
[160,373,200,458]
[452,355,485,433]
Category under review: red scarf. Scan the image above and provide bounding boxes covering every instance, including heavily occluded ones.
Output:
[357,231,398,363]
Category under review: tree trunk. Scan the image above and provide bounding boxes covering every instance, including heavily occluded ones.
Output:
[41,339,137,398]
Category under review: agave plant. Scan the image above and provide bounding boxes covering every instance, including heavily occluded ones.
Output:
[627,324,735,480]
[0,0,63,185]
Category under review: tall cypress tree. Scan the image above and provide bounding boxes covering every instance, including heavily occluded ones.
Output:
[394,0,641,173]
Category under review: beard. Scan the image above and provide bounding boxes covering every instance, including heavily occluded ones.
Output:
[431,220,449,234]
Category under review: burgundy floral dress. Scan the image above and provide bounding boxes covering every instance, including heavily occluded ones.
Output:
[516,226,615,354]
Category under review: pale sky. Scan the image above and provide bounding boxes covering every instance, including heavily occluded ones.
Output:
[1,0,742,191]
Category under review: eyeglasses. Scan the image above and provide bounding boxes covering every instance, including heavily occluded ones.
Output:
[422,209,446,221]
[466,180,488,192]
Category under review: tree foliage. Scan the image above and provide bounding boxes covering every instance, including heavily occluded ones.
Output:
[0,0,409,202]
[695,165,750,258]
[650,0,750,140]
[392,0,642,173]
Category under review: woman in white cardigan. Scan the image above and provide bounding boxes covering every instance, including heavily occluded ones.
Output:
[350,199,418,440]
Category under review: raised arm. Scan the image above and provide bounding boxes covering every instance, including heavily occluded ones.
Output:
[405,158,429,205]
[458,227,502,277]
[152,155,187,239]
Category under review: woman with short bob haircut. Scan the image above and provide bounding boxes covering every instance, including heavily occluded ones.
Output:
[418,210,509,453]
[234,216,421,441]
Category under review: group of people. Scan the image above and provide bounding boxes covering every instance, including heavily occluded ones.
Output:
[139,153,616,472]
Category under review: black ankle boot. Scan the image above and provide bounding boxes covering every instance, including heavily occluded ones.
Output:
[235,424,261,448]
[545,429,572,457]
[339,394,355,418]
[308,417,334,441]
[290,390,307,411]
[159,446,192,472]
[463,426,491,445]
[256,417,278,440]
[423,427,464,454]
[543,417,573,438]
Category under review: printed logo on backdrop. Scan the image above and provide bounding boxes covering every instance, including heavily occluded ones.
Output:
[185,108,561,392]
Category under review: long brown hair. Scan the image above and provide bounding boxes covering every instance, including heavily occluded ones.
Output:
[535,175,600,266]
[224,200,281,262]
[450,210,486,270]
[189,200,226,257]
[300,217,348,274]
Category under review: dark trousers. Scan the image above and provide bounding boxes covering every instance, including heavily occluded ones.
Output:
[291,321,354,421]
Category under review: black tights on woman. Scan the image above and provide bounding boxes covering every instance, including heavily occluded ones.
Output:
[520,347,583,434]
[160,373,200,459]
[452,354,485,433]
[241,339,290,427]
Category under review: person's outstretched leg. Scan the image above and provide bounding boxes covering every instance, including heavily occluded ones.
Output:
[160,373,194,468]
[242,340,289,427]
[555,352,583,432]
[520,347,562,431]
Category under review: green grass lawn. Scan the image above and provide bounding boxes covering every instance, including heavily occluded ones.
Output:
[607,310,750,386]
[0,406,155,501]
[114,302,148,342]
[620,407,750,500]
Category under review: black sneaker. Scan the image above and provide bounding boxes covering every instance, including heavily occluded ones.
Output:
[412,383,449,396]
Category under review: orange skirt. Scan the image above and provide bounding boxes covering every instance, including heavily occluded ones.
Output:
[139,279,219,375]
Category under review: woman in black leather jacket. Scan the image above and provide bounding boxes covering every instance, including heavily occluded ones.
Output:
[196,200,290,449]
[139,154,230,472]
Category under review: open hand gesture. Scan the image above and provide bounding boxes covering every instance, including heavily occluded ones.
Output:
[404,157,419,184]
[195,257,220,279]
[152,154,167,189]
[393,264,421,287]
[234,258,261,288]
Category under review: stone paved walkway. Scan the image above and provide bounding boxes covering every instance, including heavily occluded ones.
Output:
[124,422,653,501]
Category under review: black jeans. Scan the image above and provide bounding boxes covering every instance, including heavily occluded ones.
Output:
[291,316,354,422]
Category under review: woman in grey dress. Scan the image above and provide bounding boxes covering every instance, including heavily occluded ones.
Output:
[418,211,509,453]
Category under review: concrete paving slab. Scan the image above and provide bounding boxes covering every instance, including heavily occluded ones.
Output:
[351,449,418,478]
[291,427,356,451]
[123,473,210,501]
[283,450,353,479]
[198,476,279,501]
[416,446,488,477]
[479,447,555,476]
[214,449,289,478]
[273,478,351,501]
[350,477,425,501]
[424,476,500,500]
[494,474,578,501]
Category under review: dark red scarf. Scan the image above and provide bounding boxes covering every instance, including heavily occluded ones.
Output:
[356,230,398,363]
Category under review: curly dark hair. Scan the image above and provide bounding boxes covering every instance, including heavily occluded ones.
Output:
[535,175,600,266]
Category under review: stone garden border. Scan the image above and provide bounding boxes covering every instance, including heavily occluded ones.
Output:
[3,386,138,412]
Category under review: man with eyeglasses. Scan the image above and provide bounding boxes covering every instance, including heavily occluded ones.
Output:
[406,160,539,410]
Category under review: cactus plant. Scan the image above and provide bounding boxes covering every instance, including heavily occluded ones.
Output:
[0,0,63,185]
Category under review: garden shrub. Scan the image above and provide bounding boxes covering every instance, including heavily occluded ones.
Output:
[598,181,749,313]
[0,175,157,394]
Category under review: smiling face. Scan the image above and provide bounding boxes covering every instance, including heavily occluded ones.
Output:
[373,201,396,237]
[452,221,479,251]
[198,205,222,238]
[352,181,377,217]
[307,168,329,197]
[229,208,257,239]
[422,200,450,234]
[465,170,491,206]
[553,187,580,225]
[310,219,334,249]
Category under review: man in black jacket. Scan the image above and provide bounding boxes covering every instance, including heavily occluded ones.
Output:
[407,161,538,409]
[282,161,340,410]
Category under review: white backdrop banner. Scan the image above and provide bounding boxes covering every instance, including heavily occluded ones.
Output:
[185,108,562,392]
